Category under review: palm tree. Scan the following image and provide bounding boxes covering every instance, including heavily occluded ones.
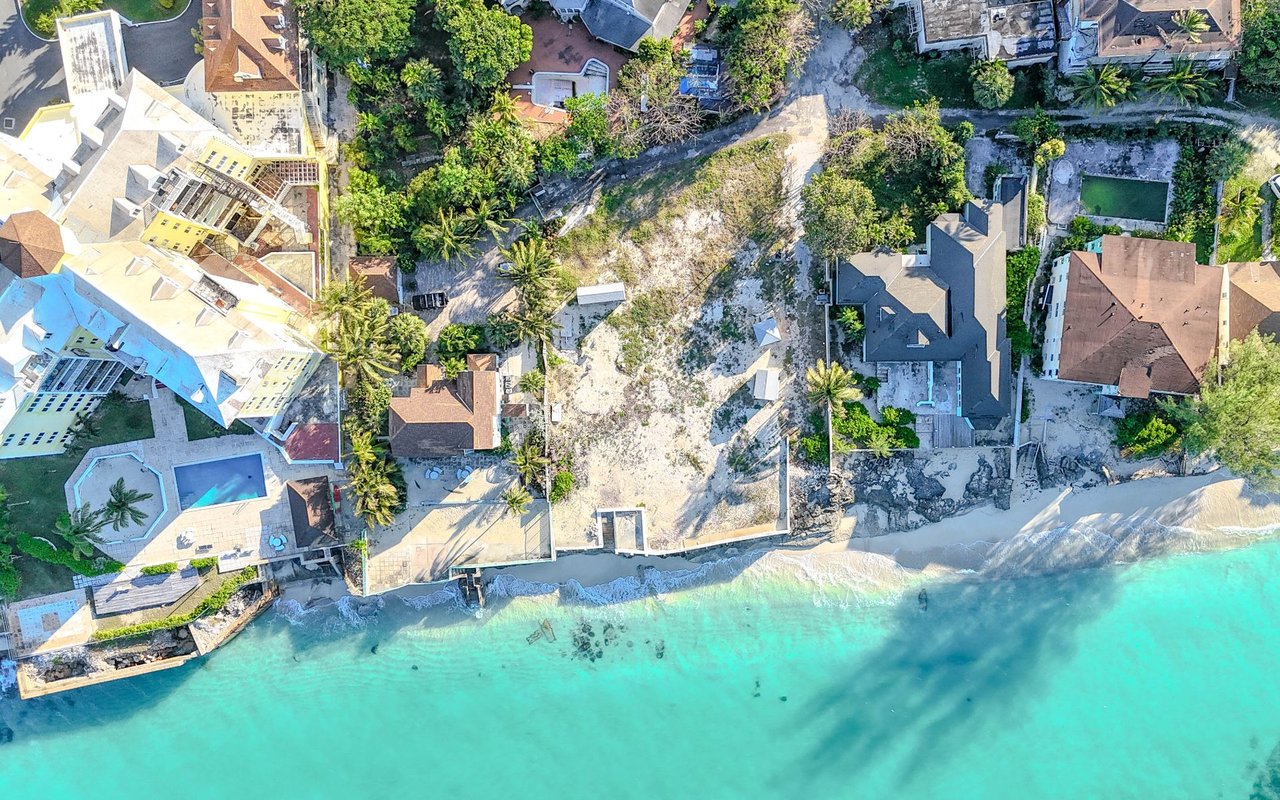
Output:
[805,359,862,418]
[54,504,106,561]
[346,428,387,471]
[501,486,533,516]
[1070,64,1134,110]
[510,306,559,348]
[1148,59,1216,105]
[323,314,399,385]
[490,90,519,126]
[102,477,154,532]
[498,238,557,299]
[413,209,479,264]
[467,198,515,240]
[317,276,374,328]
[513,441,550,486]
[350,459,399,528]
[1170,9,1209,43]
[1219,186,1263,232]
[70,410,100,441]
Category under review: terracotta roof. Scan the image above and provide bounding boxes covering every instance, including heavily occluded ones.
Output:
[1226,261,1280,341]
[201,0,300,93]
[348,256,400,305]
[388,358,500,457]
[286,476,338,548]
[1057,236,1222,397]
[0,211,65,278]
[283,422,339,462]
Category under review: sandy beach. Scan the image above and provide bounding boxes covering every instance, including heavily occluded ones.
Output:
[482,472,1280,593]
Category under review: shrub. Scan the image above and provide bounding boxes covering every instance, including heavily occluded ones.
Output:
[797,433,829,465]
[140,562,178,576]
[1115,409,1180,459]
[971,59,1015,109]
[91,567,259,641]
[855,374,881,395]
[836,306,865,344]
[880,406,915,427]
[158,0,175,9]
[348,538,369,556]
[346,378,391,432]
[1025,192,1046,237]
[190,557,218,570]
[518,369,545,394]
[549,470,575,502]
[16,533,123,576]
[0,562,18,600]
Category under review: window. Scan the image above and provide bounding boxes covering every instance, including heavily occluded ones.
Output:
[2,435,13,447]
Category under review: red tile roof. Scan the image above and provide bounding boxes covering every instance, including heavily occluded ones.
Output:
[284,422,339,463]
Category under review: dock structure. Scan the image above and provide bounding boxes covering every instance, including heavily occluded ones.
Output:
[457,569,486,608]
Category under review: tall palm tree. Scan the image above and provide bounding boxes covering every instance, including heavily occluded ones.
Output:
[1148,59,1216,105]
[102,478,153,532]
[54,504,106,561]
[323,314,398,385]
[467,198,515,240]
[501,486,533,517]
[513,441,550,486]
[346,428,387,471]
[490,90,519,126]
[350,459,399,528]
[805,359,862,418]
[1070,64,1134,110]
[1170,8,1210,43]
[317,276,374,329]
[498,238,557,299]
[1219,186,1263,231]
[510,306,559,348]
[413,209,479,264]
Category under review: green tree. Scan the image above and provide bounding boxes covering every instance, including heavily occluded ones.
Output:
[350,458,400,527]
[1147,59,1216,105]
[101,478,154,532]
[1163,331,1280,490]
[346,428,388,471]
[295,0,413,68]
[401,58,443,105]
[1241,1,1280,88]
[1171,8,1210,43]
[434,0,532,92]
[1115,409,1180,458]
[501,486,533,516]
[829,0,873,29]
[510,305,559,348]
[722,0,813,112]
[334,168,407,256]
[435,322,484,361]
[836,306,865,344]
[466,198,514,240]
[1033,138,1066,167]
[498,238,557,301]
[54,504,106,561]
[518,369,546,394]
[805,359,862,418]
[971,59,1015,109]
[323,313,399,385]
[1070,64,1134,110]
[540,93,615,175]
[387,313,430,373]
[800,172,885,258]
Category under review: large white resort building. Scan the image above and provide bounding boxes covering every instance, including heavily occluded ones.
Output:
[0,9,330,461]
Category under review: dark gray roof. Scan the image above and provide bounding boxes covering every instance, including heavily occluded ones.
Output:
[835,201,1012,426]
[998,174,1027,250]
[580,0,686,51]
[91,568,201,616]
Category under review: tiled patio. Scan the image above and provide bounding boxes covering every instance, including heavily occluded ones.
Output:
[4,589,94,655]
[64,387,343,573]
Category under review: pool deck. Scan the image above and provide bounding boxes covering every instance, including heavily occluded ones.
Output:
[64,387,343,572]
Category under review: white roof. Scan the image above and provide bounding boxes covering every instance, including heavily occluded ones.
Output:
[576,282,626,305]
[754,317,782,347]
[752,368,780,401]
[56,11,128,100]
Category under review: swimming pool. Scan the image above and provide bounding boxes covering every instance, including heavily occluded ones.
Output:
[173,453,268,510]
[1079,174,1170,223]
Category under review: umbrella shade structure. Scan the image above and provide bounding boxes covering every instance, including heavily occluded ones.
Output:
[753,317,782,347]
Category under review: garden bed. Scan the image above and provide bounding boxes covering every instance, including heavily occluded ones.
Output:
[22,0,184,39]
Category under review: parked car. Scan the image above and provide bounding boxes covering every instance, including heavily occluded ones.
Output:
[411,292,448,311]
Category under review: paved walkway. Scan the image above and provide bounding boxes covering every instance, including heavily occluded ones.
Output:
[0,0,201,131]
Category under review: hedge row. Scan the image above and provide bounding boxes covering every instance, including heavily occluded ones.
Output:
[140,562,178,576]
[91,566,259,642]
[17,533,123,577]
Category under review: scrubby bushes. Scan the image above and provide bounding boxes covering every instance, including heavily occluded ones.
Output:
[190,557,218,571]
[140,563,178,576]
[1115,408,1181,459]
[549,470,575,503]
[832,402,919,455]
[16,533,123,577]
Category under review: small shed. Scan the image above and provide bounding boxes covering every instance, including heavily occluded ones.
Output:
[752,368,781,402]
[754,317,782,347]
[576,282,626,305]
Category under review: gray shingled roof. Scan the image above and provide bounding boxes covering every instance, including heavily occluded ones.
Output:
[580,0,687,51]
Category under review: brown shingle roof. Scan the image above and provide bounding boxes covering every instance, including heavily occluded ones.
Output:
[201,0,300,93]
[286,476,338,548]
[1057,236,1222,397]
[0,211,65,278]
[387,358,501,457]
[348,256,400,305]
[1226,261,1280,341]
[1081,0,1241,58]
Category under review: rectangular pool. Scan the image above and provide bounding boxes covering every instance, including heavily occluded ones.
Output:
[174,453,268,510]
[1079,175,1170,223]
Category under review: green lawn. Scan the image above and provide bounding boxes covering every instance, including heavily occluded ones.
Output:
[1218,208,1266,263]
[22,0,182,38]
[0,391,155,598]
[177,396,255,441]
[852,14,1048,109]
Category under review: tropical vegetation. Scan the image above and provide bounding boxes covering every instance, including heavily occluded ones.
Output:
[101,477,154,532]
[805,359,862,418]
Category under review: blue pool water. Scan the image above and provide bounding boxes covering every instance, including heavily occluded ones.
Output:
[173,453,267,510]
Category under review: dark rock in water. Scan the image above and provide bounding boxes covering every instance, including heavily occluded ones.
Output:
[370,644,379,655]
[0,726,12,744]
[412,665,419,671]
[779,696,788,702]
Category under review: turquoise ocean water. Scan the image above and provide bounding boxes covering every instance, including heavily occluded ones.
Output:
[4,538,1280,799]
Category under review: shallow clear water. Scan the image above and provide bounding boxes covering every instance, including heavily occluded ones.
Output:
[173,453,267,509]
[4,538,1280,799]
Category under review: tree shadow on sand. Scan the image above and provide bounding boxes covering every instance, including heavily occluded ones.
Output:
[790,566,1122,793]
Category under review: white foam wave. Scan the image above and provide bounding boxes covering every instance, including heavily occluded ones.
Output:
[396,583,465,611]
[272,598,323,626]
